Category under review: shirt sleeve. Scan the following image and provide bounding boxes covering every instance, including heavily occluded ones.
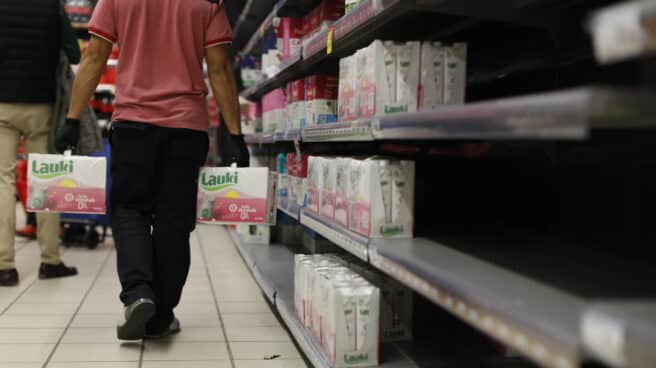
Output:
[88,0,118,43]
[205,3,233,48]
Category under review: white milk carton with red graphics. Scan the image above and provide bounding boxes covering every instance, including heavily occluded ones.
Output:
[348,158,415,238]
[197,167,277,225]
[27,154,106,214]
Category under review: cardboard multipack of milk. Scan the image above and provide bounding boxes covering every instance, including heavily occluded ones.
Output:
[444,43,467,105]
[320,158,337,219]
[307,156,324,213]
[338,55,359,121]
[335,158,351,227]
[197,167,277,225]
[359,40,397,118]
[349,158,415,238]
[27,154,107,214]
[262,89,287,133]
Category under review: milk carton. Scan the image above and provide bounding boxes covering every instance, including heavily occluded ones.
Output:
[348,159,415,238]
[359,40,398,118]
[419,42,446,110]
[306,75,338,126]
[307,156,323,213]
[27,154,107,214]
[396,41,421,113]
[262,89,287,133]
[320,158,337,219]
[338,55,359,121]
[197,167,277,224]
[335,158,351,227]
[326,284,380,367]
[444,43,468,105]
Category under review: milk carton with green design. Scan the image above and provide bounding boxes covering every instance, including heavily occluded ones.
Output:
[197,167,277,224]
[27,154,107,214]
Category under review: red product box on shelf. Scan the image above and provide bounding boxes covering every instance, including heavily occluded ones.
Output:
[291,79,306,103]
[316,0,345,23]
[305,75,339,100]
[278,17,304,60]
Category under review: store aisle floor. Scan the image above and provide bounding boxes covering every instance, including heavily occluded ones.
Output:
[0,223,306,368]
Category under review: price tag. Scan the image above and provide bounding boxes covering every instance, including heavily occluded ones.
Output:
[326,26,335,55]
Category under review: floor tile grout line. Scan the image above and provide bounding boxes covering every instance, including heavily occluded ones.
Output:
[138,340,145,368]
[0,243,74,316]
[40,247,114,368]
[195,229,237,368]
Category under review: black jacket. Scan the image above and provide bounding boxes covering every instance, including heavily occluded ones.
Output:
[0,0,61,103]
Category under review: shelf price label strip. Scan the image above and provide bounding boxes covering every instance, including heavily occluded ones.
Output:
[300,210,369,262]
[368,246,579,368]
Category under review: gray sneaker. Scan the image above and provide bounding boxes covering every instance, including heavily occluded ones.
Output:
[144,317,181,340]
[117,298,156,341]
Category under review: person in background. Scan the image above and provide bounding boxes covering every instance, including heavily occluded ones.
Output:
[60,0,249,340]
[0,0,81,287]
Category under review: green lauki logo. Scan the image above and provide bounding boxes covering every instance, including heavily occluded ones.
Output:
[201,172,239,192]
[32,160,74,180]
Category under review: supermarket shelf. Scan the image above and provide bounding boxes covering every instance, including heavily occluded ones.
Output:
[244,132,275,145]
[227,228,425,368]
[299,208,369,262]
[581,301,656,368]
[369,238,584,368]
[302,120,374,142]
[248,88,656,144]
[296,209,585,368]
[241,3,279,57]
[588,0,656,65]
[372,88,656,140]
[278,205,300,221]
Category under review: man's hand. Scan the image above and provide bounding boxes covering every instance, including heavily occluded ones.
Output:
[205,44,241,135]
[221,134,250,167]
[55,118,81,153]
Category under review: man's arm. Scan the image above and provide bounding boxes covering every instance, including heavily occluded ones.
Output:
[67,36,113,119]
[205,44,241,135]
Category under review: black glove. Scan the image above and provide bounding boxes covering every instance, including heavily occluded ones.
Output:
[221,134,250,167]
[55,118,80,153]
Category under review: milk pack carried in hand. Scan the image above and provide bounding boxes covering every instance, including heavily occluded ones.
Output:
[27,154,107,214]
[197,167,277,225]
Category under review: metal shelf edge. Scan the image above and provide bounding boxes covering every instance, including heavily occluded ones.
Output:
[299,208,369,262]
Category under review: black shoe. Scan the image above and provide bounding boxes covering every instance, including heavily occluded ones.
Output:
[145,317,181,340]
[117,298,156,341]
[38,262,78,279]
[0,269,19,287]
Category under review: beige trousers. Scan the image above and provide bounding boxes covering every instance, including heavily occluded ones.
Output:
[0,103,61,270]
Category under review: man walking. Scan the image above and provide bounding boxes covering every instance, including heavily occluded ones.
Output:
[61,0,249,340]
[0,0,80,286]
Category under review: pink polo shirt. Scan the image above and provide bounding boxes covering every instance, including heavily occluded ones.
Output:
[89,0,233,132]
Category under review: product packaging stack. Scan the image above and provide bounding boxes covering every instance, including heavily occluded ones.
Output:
[338,40,468,120]
[196,167,277,225]
[240,56,263,88]
[345,0,367,14]
[294,255,380,367]
[307,156,415,239]
[262,30,282,78]
[27,154,107,215]
[303,0,345,39]
[288,153,309,215]
[305,75,339,126]
[241,102,263,135]
[286,79,306,130]
[277,154,290,211]
[64,0,94,23]
[262,88,287,133]
[276,17,305,61]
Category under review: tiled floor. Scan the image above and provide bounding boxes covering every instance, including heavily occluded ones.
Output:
[0,222,306,368]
